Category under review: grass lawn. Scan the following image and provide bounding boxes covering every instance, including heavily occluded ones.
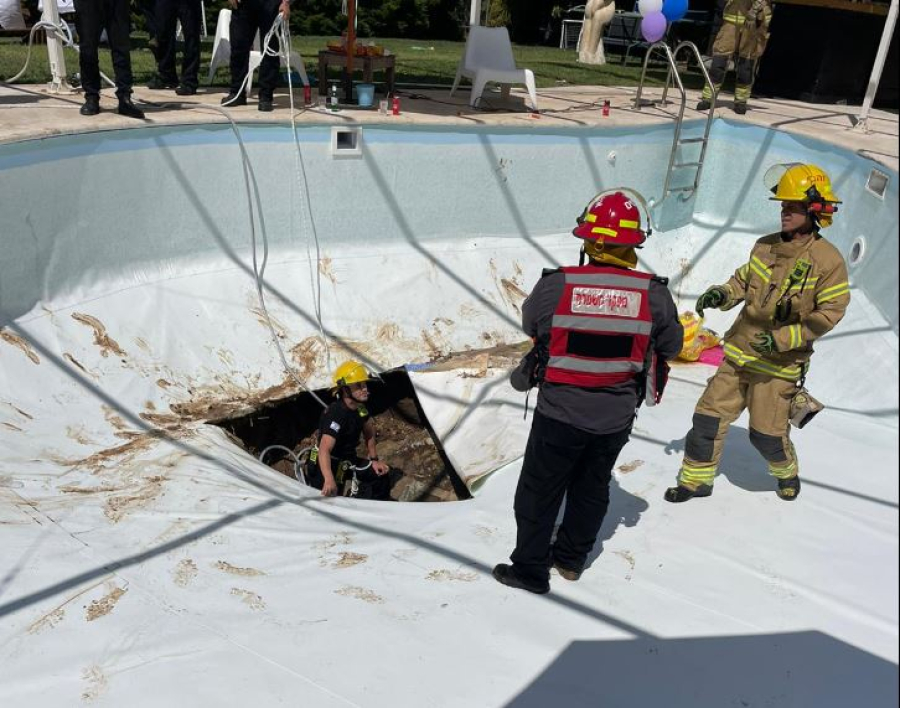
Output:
[0,33,704,91]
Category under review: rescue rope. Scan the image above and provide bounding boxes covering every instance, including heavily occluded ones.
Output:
[1,17,115,88]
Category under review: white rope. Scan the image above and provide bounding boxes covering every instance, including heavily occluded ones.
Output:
[1,18,115,88]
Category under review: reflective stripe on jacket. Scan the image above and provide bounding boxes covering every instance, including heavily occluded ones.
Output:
[544,265,654,388]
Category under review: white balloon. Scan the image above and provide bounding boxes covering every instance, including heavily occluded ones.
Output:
[638,0,664,16]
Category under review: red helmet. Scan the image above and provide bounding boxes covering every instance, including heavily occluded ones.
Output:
[573,191,647,247]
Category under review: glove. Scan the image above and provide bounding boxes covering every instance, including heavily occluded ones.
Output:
[750,331,778,356]
[696,287,727,318]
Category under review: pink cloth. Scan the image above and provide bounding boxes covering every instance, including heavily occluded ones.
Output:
[698,345,724,366]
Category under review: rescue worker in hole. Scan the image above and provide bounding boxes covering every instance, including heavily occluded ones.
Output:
[493,191,683,594]
[305,361,392,500]
[666,164,850,504]
[697,0,773,114]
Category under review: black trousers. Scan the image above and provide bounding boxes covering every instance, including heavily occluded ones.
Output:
[305,458,391,501]
[156,0,202,88]
[511,411,631,584]
[229,0,281,100]
[73,0,134,99]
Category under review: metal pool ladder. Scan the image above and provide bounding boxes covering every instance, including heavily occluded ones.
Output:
[633,41,717,205]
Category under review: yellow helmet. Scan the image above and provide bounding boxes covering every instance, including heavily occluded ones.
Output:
[765,163,841,228]
[332,360,371,388]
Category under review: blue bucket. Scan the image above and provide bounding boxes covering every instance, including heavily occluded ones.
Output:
[356,83,375,108]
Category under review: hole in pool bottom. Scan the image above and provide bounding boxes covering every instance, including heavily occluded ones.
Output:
[215,369,471,502]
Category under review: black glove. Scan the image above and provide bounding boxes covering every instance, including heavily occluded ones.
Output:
[696,287,727,318]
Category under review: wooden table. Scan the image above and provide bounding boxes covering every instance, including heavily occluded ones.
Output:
[317,50,397,100]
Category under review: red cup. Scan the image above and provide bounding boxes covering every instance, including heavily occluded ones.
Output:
[602,100,610,117]
[392,96,400,116]
[303,85,311,105]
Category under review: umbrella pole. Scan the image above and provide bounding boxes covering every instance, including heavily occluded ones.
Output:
[344,0,356,103]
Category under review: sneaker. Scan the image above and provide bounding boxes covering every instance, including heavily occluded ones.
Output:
[117,96,145,120]
[664,484,713,503]
[147,76,178,90]
[695,99,711,111]
[492,564,549,595]
[221,92,247,107]
[776,475,800,501]
[175,85,197,96]
[258,99,274,112]
[734,102,748,115]
[80,95,100,116]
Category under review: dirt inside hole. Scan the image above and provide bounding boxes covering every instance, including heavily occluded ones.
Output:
[215,369,470,502]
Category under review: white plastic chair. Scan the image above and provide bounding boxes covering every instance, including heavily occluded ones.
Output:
[247,46,309,96]
[206,7,231,83]
[450,26,539,111]
[207,7,309,93]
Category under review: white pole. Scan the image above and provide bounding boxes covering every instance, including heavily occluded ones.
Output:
[470,0,483,27]
[856,0,898,131]
[42,0,72,93]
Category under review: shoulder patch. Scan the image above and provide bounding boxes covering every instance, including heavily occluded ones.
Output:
[329,421,341,433]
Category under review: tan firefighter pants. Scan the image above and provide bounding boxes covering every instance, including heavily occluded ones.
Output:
[678,361,798,489]
[701,19,770,104]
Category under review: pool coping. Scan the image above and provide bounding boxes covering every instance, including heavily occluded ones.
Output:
[0,83,897,172]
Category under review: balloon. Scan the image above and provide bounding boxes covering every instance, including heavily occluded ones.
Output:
[638,0,664,15]
[662,0,689,23]
[640,12,667,43]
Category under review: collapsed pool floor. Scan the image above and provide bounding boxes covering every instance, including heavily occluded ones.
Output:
[216,370,470,502]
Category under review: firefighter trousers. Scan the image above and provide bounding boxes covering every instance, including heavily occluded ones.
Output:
[678,361,798,489]
[701,20,770,104]
[511,411,631,584]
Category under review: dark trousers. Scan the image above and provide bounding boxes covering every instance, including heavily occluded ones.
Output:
[511,411,631,583]
[305,458,391,501]
[73,0,133,99]
[156,0,202,88]
[229,0,281,100]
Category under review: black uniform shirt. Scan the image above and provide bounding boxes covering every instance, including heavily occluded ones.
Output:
[318,400,369,460]
[523,267,684,435]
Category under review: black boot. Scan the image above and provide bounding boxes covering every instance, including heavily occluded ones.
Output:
[117,96,145,120]
[80,94,100,116]
[695,99,711,111]
[258,98,274,112]
[492,564,549,594]
[147,75,177,90]
[776,475,800,501]
[734,102,748,115]
[221,92,247,107]
[551,560,582,582]
[664,484,713,503]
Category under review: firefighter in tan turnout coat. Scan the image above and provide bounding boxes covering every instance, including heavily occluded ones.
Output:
[666,164,851,504]
[698,0,773,114]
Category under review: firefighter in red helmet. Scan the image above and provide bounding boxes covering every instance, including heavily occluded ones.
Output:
[494,190,683,594]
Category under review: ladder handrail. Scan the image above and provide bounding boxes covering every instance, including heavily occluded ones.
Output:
[632,41,718,203]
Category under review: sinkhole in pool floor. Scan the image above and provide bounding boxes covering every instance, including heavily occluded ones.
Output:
[215,369,471,502]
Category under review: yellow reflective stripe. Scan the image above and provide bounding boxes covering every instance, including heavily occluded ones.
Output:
[749,256,772,283]
[723,13,745,24]
[816,282,850,304]
[723,344,803,380]
[768,462,797,480]
[789,277,818,291]
[591,227,617,238]
[748,262,771,283]
[738,264,750,281]
[734,86,751,102]
[789,324,802,349]
[751,256,772,276]
[680,465,717,485]
[584,213,597,223]
[619,219,639,229]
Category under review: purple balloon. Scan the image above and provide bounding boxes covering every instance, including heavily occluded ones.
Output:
[640,12,667,43]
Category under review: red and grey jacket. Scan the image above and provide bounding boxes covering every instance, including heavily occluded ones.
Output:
[544,265,655,389]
